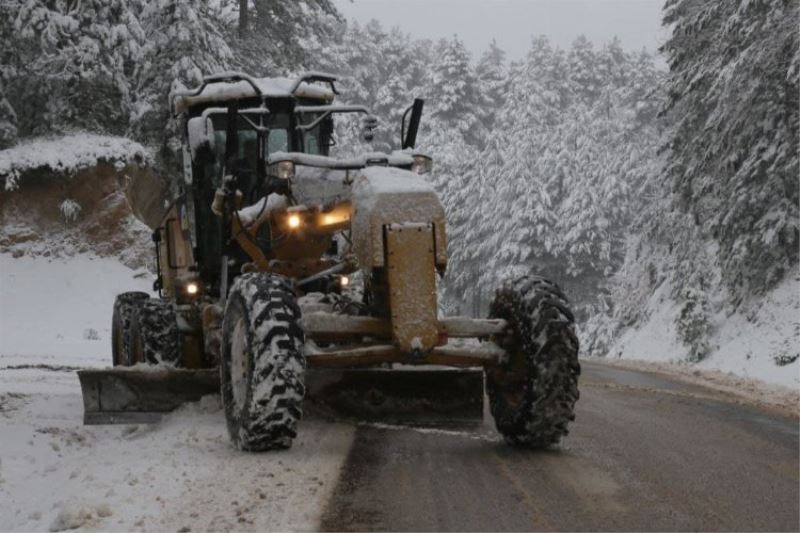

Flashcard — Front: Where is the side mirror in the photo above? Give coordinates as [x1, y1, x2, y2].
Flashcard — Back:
[401, 99, 424, 149]
[187, 117, 216, 160]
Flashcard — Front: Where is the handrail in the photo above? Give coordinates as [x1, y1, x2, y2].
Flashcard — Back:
[170, 72, 264, 116]
[295, 105, 372, 132]
[289, 71, 339, 95]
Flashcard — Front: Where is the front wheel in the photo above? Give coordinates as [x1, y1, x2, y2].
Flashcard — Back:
[111, 292, 149, 366]
[487, 275, 580, 448]
[129, 299, 181, 366]
[221, 273, 306, 451]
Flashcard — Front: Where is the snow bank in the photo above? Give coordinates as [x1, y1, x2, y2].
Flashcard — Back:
[0, 253, 153, 367]
[0, 133, 151, 191]
[609, 269, 800, 388]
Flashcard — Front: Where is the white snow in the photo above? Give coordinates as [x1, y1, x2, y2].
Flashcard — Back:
[0, 253, 154, 368]
[0, 253, 355, 530]
[357, 165, 434, 196]
[0, 133, 151, 191]
[608, 269, 800, 388]
[268, 150, 414, 169]
[0, 376, 355, 532]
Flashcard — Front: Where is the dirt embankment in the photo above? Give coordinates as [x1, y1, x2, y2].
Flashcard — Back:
[0, 163, 165, 269]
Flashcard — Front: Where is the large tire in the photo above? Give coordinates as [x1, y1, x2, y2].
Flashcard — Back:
[487, 275, 580, 448]
[111, 292, 149, 366]
[129, 299, 181, 366]
[220, 273, 305, 451]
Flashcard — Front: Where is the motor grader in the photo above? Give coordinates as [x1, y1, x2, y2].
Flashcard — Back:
[78, 71, 580, 450]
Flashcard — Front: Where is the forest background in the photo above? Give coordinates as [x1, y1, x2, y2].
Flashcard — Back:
[0, 0, 797, 366]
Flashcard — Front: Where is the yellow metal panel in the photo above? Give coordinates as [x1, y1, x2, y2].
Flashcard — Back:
[385, 223, 438, 353]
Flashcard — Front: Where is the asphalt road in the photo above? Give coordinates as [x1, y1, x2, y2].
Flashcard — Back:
[319, 361, 799, 532]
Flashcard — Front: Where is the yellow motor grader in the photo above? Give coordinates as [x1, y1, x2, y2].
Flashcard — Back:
[78, 72, 580, 450]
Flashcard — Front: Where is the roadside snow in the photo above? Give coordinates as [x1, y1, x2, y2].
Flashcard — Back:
[0, 133, 150, 191]
[0, 368, 355, 532]
[0, 253, 153, 368]
[608, 269, 800, 388]
[0, 253, 357, 531]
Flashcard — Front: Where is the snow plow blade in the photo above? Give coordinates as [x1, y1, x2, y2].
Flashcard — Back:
[78, 368, 219, 424]
[78, 367, 484, 426]
[304, 368, 485, 427]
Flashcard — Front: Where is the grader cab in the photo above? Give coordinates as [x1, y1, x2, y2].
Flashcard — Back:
[78, 72, 580, 450]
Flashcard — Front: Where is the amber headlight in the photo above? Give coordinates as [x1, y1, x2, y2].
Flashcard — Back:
[287, 213, 302, 229]
[269, 160, 295, 180]
[411, 154, 433, 175]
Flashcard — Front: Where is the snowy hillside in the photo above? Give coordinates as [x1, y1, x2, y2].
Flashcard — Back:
[609, 269, 800, 388]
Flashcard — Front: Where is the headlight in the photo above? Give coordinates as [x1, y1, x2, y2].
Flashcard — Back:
[287, 213, 302, 229]
[269, 160, 295, 180]
[411, 154, 433, 175]
[184, 281, 200, 296]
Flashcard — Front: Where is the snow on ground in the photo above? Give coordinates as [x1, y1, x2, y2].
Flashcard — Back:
[0, 368, 355, 532]
[608, 269, 800, 389]
[0, 253, 153, 368]
[0, 133, 151, 191]
[0, 252, 355, 531]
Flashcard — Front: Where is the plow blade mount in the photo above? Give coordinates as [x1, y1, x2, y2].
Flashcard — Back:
[78, 368, 220, 424]
[78, 367, 485, 427]
[305, 368, 485, 427]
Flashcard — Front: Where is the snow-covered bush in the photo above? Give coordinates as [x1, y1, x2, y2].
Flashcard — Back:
[60, 199, 81, 224]
[675, 288, 712, 363]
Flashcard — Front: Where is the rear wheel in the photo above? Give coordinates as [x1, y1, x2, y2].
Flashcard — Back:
[129, 299, 181, 366]
[111, 292, 149, 366]
[487, 275, 580, 448]
[221, 273, 305, 451]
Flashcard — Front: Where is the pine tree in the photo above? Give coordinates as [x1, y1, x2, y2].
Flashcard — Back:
[568, 35, 602, 104]
[660, 0, 799, 303]
[476, 39, 508, 136]
[424, 36, 486, 148]
[0, 78, 17, 149]
[227, 0, 340, 76]
[131, 0, 232, 165]
[9, 0, 146, 135]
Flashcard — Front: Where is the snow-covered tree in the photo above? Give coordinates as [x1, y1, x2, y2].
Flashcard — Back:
[476, 39, 509, 136]
[130, 0, 232, 165]
[9, 0, 146, 135]
[568, 35, 602, 104]
[424, 36, 486, 148]
[0, 79, 17, 149]
[441, 36, 663, 320]
[660, 0, 799, 303]
[223, 0, 340, 76]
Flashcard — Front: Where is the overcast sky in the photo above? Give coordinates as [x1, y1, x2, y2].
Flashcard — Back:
[332, 0, 668, 62]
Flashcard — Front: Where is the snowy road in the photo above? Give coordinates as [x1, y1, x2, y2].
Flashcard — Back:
[1, 361, 797, 532]
[320, 361, 799, 532]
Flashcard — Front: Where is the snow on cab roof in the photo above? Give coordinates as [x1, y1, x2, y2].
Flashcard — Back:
[173, 71, 336, 114]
